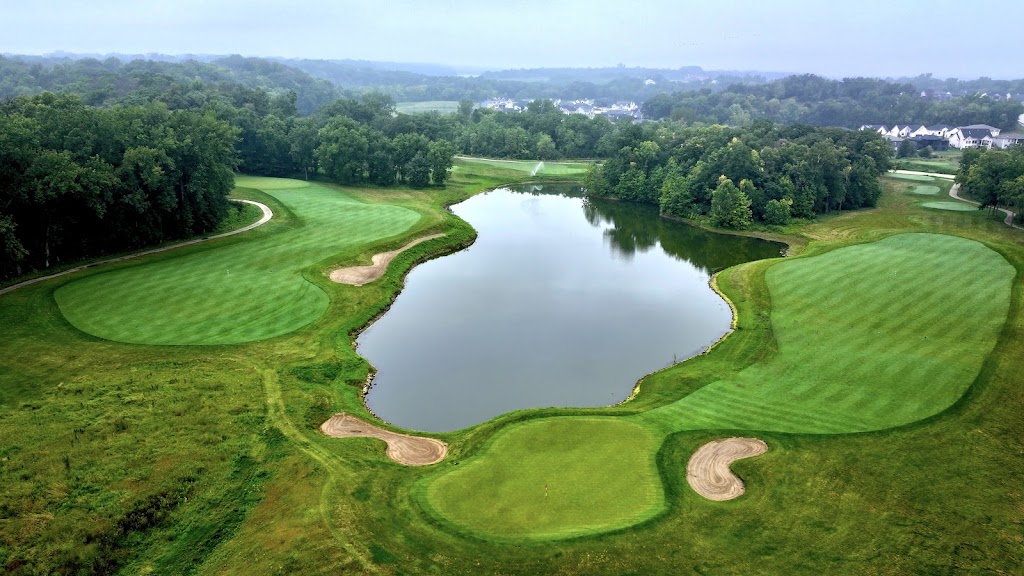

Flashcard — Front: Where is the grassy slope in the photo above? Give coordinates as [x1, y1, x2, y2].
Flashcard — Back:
[3, 168, 1024, 574]
[53, 178, 420, 345]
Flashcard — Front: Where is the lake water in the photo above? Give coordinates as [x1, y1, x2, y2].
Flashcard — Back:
[359, 184, 784, 432]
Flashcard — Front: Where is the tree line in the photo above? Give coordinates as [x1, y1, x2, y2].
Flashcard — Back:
[583, 122, 893, 228]
[642, 74, 1024, 130]
[0, 93, 236, 279]
[957, 146, 1024, 221]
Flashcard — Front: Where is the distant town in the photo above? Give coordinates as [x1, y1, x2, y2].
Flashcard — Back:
[479, 97, 643, 120]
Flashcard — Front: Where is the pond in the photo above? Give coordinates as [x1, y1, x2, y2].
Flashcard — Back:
[358, 184, 784, 432]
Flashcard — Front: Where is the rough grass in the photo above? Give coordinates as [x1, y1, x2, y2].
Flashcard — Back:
[419, 418, 663, 541]
[53, 177, 420, 345]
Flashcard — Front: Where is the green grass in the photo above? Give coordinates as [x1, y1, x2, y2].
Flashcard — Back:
[419, 418, 663, 540]
[395, 101, 461, 114]
[894, 158, 960, 175]
[53, 177, 421, 345]
[643, 233, 1013, 433]
[910, 185, 941, 195]
[920, 201, 979, 212]
[5, 167, 1024, 574]
[453, 156, 594, 178]
[889, 173, 937, 182]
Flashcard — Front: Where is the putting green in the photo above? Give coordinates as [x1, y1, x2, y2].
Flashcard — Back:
[54, 177, 420, 345]
[910, 185, 941, 195]
[423, 233, 1014, 539]
[920, 201, 978, 212]
[419, 418, 663, 540]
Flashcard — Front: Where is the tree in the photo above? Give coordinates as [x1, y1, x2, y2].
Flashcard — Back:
[896, 139, 916, 158]
[406, 152, 432, 189]
[315, 117, 369, 184]
[426, 140, 457, 186]
[709, 176, 752, 229]
[763, 198, 792, 225]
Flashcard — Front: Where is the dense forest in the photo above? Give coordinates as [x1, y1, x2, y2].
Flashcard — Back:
[642, 74, 1024, 129]
[584, 122, 893, 227]
[957, 146, 1024, 221]
[0, 94, 236, 279]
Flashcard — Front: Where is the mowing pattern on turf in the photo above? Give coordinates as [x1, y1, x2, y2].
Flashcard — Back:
[55, 177, 420, 345]
[421, 417, 663, 540]
[910, 185, 941, 195]
[920, 201, 979, 212]
[643, 233, 1014, 434]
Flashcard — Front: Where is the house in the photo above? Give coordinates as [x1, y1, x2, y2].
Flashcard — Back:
[888, 124, 925, 138]
[961, 124, 1001, 136]
[860, 125, 889, 136]
[913, 124, 953, 138]
[986, 132, 1024, 149]
[948, 126, 996, 149]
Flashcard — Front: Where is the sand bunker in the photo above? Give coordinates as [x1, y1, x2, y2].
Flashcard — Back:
[329, 234, 445, 286]
[320, 413, 447, 466]
[686, 437, 768, 501]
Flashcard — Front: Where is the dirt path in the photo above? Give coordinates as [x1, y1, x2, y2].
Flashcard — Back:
[320, 413, 447, 466]
[329, 234, 445, 286]
[948, 183, 1020, 228]
[686, 437, 768, 501]
[0, 199, 273, 298]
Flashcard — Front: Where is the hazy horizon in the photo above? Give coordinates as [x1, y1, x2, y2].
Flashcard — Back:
[2, 0, 1022, 80]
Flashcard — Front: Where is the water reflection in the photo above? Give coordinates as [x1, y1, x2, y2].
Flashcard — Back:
[514, 183, 784, 272]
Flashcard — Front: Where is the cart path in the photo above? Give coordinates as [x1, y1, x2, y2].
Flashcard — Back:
[948, 183, 1019, 228]
[0, 199, 273, 297]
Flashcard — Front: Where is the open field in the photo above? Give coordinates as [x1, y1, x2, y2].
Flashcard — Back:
[3, 165, 1024, 574]
[395, 101, 461, 114]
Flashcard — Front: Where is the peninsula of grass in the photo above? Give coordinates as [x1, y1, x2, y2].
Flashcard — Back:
[53, 176, 421, 345]
[4, 168, 1024, 574]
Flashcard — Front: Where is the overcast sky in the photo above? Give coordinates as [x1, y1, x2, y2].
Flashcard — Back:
[2, 0, 1021, 78]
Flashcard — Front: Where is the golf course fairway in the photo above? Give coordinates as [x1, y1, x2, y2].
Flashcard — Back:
[421, 233, 1015, 539]
[53, 176, 421, 345]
